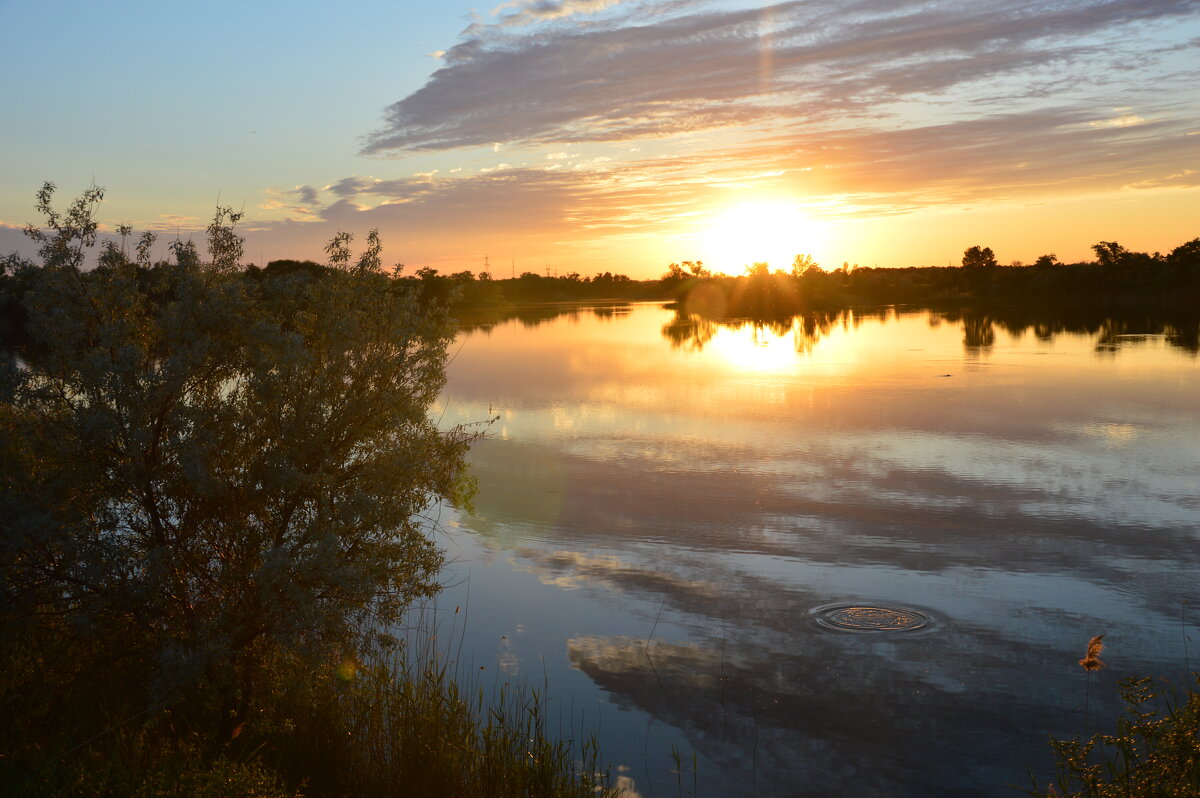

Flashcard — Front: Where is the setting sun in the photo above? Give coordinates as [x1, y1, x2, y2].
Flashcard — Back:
[699, 201, 828, 274]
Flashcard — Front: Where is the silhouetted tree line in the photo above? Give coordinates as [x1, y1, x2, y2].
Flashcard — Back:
[4, 234, 1198, 347]
[662, 238, 1200, 319]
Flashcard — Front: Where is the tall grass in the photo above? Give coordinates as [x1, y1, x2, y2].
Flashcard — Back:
[261, 644, 616, 798]
[1, 639, 616, 798]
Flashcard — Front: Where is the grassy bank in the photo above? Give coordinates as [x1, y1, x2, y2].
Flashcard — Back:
[1, 641, 615, 798]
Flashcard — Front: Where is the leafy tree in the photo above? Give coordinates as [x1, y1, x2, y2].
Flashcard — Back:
[21, 181, 105, 270]
[323, 230, 354, 269]
[1167, 237, 1200, 267]
[1094, 240, 1128, 267]
[661, 262, 688, 281]
[661, 261, 709, 282]
[1, 184, 479, 738]
[206, 206, 245, 271]
[133, 230, 157, 266]
[961, 245, 998, 269]
[1034, 253, 1060, 268]
[1091, 241, 1129, 267]
[791, 253, 823, 277]
[356, 228, 383, 273]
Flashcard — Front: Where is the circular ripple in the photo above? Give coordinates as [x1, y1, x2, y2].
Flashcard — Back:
[811, 603, 931, 633]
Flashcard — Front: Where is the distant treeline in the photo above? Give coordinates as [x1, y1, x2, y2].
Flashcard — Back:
[262, 236, 1200, 319]
[3, 237, 1197, 345]
[248, 261, 659, 306]
[658, 239, 1200, 318]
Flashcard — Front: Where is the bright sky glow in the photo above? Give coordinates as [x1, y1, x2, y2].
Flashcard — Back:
[2, 0, 1198, 276]
[699, 202, 830, 274]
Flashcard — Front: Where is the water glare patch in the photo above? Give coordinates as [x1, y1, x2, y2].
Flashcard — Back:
[810, 603, 933, 633]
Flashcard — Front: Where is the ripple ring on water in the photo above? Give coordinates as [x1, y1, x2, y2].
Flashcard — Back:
[810, 603, 932, 633]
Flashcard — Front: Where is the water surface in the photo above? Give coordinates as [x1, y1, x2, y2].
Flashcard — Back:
[427, 303, 1200, 797]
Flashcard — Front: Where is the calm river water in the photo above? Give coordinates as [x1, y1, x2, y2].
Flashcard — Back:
[426, 302, 1199, 797]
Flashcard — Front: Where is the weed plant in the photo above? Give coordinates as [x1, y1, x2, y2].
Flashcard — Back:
[1028, 676, 1200, 797]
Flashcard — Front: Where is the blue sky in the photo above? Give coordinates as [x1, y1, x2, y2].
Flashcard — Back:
[3, 0, 1198, 275]
[1, 1, 466, 215]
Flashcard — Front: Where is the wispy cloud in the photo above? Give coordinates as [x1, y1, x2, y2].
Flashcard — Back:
[1126, 168, 1200, 190]
[487, 0, 629, 28]
[290, 101, 1196, 253]
[234, 1, 1200, 269]
[321, 0, 1200, 272]
[362, 0, 1200, 155]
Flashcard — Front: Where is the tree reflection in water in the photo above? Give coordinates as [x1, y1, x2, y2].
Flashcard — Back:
[658, 305, 1200, 357]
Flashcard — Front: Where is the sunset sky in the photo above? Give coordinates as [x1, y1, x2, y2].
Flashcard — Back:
[2, 0, 1198, 277]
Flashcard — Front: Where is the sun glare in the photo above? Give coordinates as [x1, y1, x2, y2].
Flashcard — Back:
[700, 201, 827, 275]
[707, 325, 797, 374]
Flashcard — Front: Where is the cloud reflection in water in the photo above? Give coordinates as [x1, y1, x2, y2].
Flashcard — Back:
[436, 303, 1200, 796]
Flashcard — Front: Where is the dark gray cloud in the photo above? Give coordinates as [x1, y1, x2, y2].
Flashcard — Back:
[362, 0, 1200, 154]
[295, 185, 319, 205]
[325, 177, 372, 198]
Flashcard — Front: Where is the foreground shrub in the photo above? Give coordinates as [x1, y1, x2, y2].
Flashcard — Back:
[1, 183, 478, 741]
[1, 183, 607, 798]
[1029, 676, 1200, 797]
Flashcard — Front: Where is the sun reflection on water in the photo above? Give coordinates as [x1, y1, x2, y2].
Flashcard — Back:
[700, 318, 857, 376]
[706, 325, 797, 374]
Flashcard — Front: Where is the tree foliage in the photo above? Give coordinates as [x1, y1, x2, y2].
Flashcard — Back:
[962, 245, 998, 270]
[1, 184, 479, 739]
[791, 253, 823, 277]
